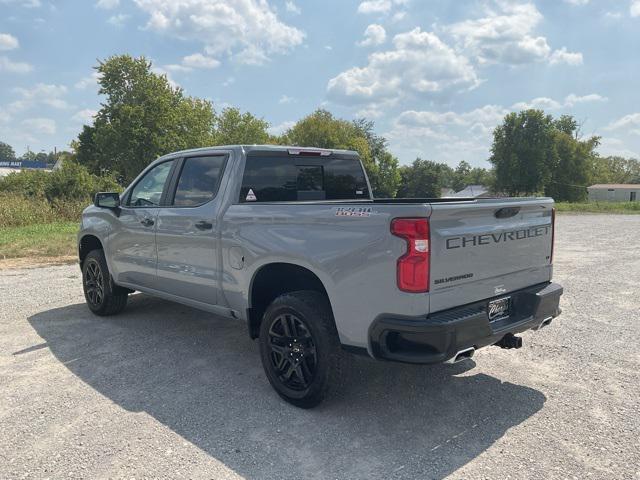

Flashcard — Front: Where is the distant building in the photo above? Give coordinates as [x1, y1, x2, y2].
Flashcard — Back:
[440, 187, 455, 198]
[0, 160, 51, 177]
[587, 184, 639, 202]
[450, 184, 490, 198]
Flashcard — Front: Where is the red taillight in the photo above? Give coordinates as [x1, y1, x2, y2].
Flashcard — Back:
[550, 207, 556, 263]
[391, 218, 430, 293]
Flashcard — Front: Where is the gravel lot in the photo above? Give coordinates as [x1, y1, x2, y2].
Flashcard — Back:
[1, 214, 639, 479]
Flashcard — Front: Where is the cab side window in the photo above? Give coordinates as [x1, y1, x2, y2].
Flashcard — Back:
[127, 160, 174, 207]
[172, 156, 226, 207]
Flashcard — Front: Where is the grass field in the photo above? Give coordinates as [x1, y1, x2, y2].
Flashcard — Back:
[555, 201, 640, 214]
[0, 222, 78, 260]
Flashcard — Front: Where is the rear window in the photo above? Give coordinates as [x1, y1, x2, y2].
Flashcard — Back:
[172, 155, 225, 206]
[239, 154, 369, 203]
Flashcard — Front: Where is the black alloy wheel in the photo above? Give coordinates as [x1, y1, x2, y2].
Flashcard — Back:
[82, 249, 128, 316]
[267, 313, 318, 391]
[258, 290, 352, 408]
[84, 258, 105, 308]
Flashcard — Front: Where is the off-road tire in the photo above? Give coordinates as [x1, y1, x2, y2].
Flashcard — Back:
[259, 290, 351, 408]
[82, 249, 128, 316]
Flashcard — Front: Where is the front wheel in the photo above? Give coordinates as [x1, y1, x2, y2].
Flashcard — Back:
[259, 290, 351, 408]
[82, 249, 128, 316]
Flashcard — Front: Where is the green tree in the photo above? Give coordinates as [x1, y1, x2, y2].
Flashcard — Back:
[213, 107, 271, 145]
[490, 110, 557, 195]
[374, 151, 401, 198]
[545, 126, 599, 202]
[396, 158, 449, 198]
[0, 141, 16, 163]
[19, 150, 37, 162]
[591, 156, 640, 184]
[283, 109, 375, 180]
[490, 110, 603, 200]
[76, 55, 216, 183]
[283, 110, 401, 197]
[452, 160, 472, 191]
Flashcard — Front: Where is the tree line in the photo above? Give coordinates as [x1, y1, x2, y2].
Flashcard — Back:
[0, 142, 62, 166]
[3, 54, 639, 201]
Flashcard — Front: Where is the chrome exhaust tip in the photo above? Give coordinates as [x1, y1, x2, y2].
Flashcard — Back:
[445, 347, 475, 364]
[534, 316, 553, 331]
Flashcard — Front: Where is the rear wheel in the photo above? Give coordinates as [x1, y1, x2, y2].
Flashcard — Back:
[82, 249, 128, 316]
[259, 290, 351, 408]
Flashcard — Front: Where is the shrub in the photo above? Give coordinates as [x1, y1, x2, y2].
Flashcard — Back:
[0, 169, 49, 198]
[0, 162, 121, 228]
[0, 193, 87, 227]
[44, 162, 120, 202]
[0, 162, 121, 203]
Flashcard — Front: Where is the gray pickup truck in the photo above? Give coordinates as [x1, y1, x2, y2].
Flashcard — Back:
[78, 145, 562, 407]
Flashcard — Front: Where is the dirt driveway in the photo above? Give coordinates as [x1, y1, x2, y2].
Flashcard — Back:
[1, 214, 638, 479]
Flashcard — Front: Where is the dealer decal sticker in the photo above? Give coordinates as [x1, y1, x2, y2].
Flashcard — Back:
[245, 189, 257, 201]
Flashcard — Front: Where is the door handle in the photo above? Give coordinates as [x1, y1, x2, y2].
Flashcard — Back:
[195, 220, 213, 230]
[140, 217, 154, 227]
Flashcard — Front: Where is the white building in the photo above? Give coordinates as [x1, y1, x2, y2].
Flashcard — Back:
[587, 184, 639, 202]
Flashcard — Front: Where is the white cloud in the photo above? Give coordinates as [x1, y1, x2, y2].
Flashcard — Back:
[386, 104, 511, 165]
[391, 10, 406, 22]
[285, 1, 300, 14]
[182, 53, 220, 69]
[631, 0, 640, 17]
[107, 13, 130, 26]
[328, 28, 480, 105]
[511, 97, 562, 110]
[357, 0, 407, 14]
[163, 64, 192, 73]
[397, 105, 508, 130]
[355, 107, 383, 119]
[564, 0, 588, 5]
[549, 47, 583, 66]
[387, 94, 614, 165]
[72, 109, 97, 124]
[0, 0, 41, 7]
[0, 56, 32, 73]
[96, 0, 119, 9]
[75, 72, 100, 90]
[150, 65, 179, 88]
[564, 93, 607, 106]
[278, 94, 294, 104]
[0, 33, 19, 51]
[606, 113, 640, 131]
[10, 83, 70, 111]
[512, 93, 606, 110]
[599, 137, 639, 159]
[358, 24, 386, 47]
[447, 2, 582, 67]
[21, 117, 56, 135]
[268, 120, 295, 136]
[133, 0, 305, 65]
[604, 11, 622, 20]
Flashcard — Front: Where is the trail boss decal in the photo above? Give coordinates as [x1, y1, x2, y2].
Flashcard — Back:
[334, 206, 373, 217]
[446, 225, 551, 250]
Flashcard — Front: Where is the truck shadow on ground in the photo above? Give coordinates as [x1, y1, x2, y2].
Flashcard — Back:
[28, 294, 546, 480]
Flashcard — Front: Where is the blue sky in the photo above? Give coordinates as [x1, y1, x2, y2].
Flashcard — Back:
[1, 0, 640, 167]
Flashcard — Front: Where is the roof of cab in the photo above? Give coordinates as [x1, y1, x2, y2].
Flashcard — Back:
[159, 144, 360, 159]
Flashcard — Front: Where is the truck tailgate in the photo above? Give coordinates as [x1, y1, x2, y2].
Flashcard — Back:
[428, 198, 554, 312]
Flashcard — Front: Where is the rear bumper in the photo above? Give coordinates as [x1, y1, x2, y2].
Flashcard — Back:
[369, 282, 563, 364]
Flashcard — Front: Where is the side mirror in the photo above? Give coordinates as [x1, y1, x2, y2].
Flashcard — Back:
[94, 192, 121, 209]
